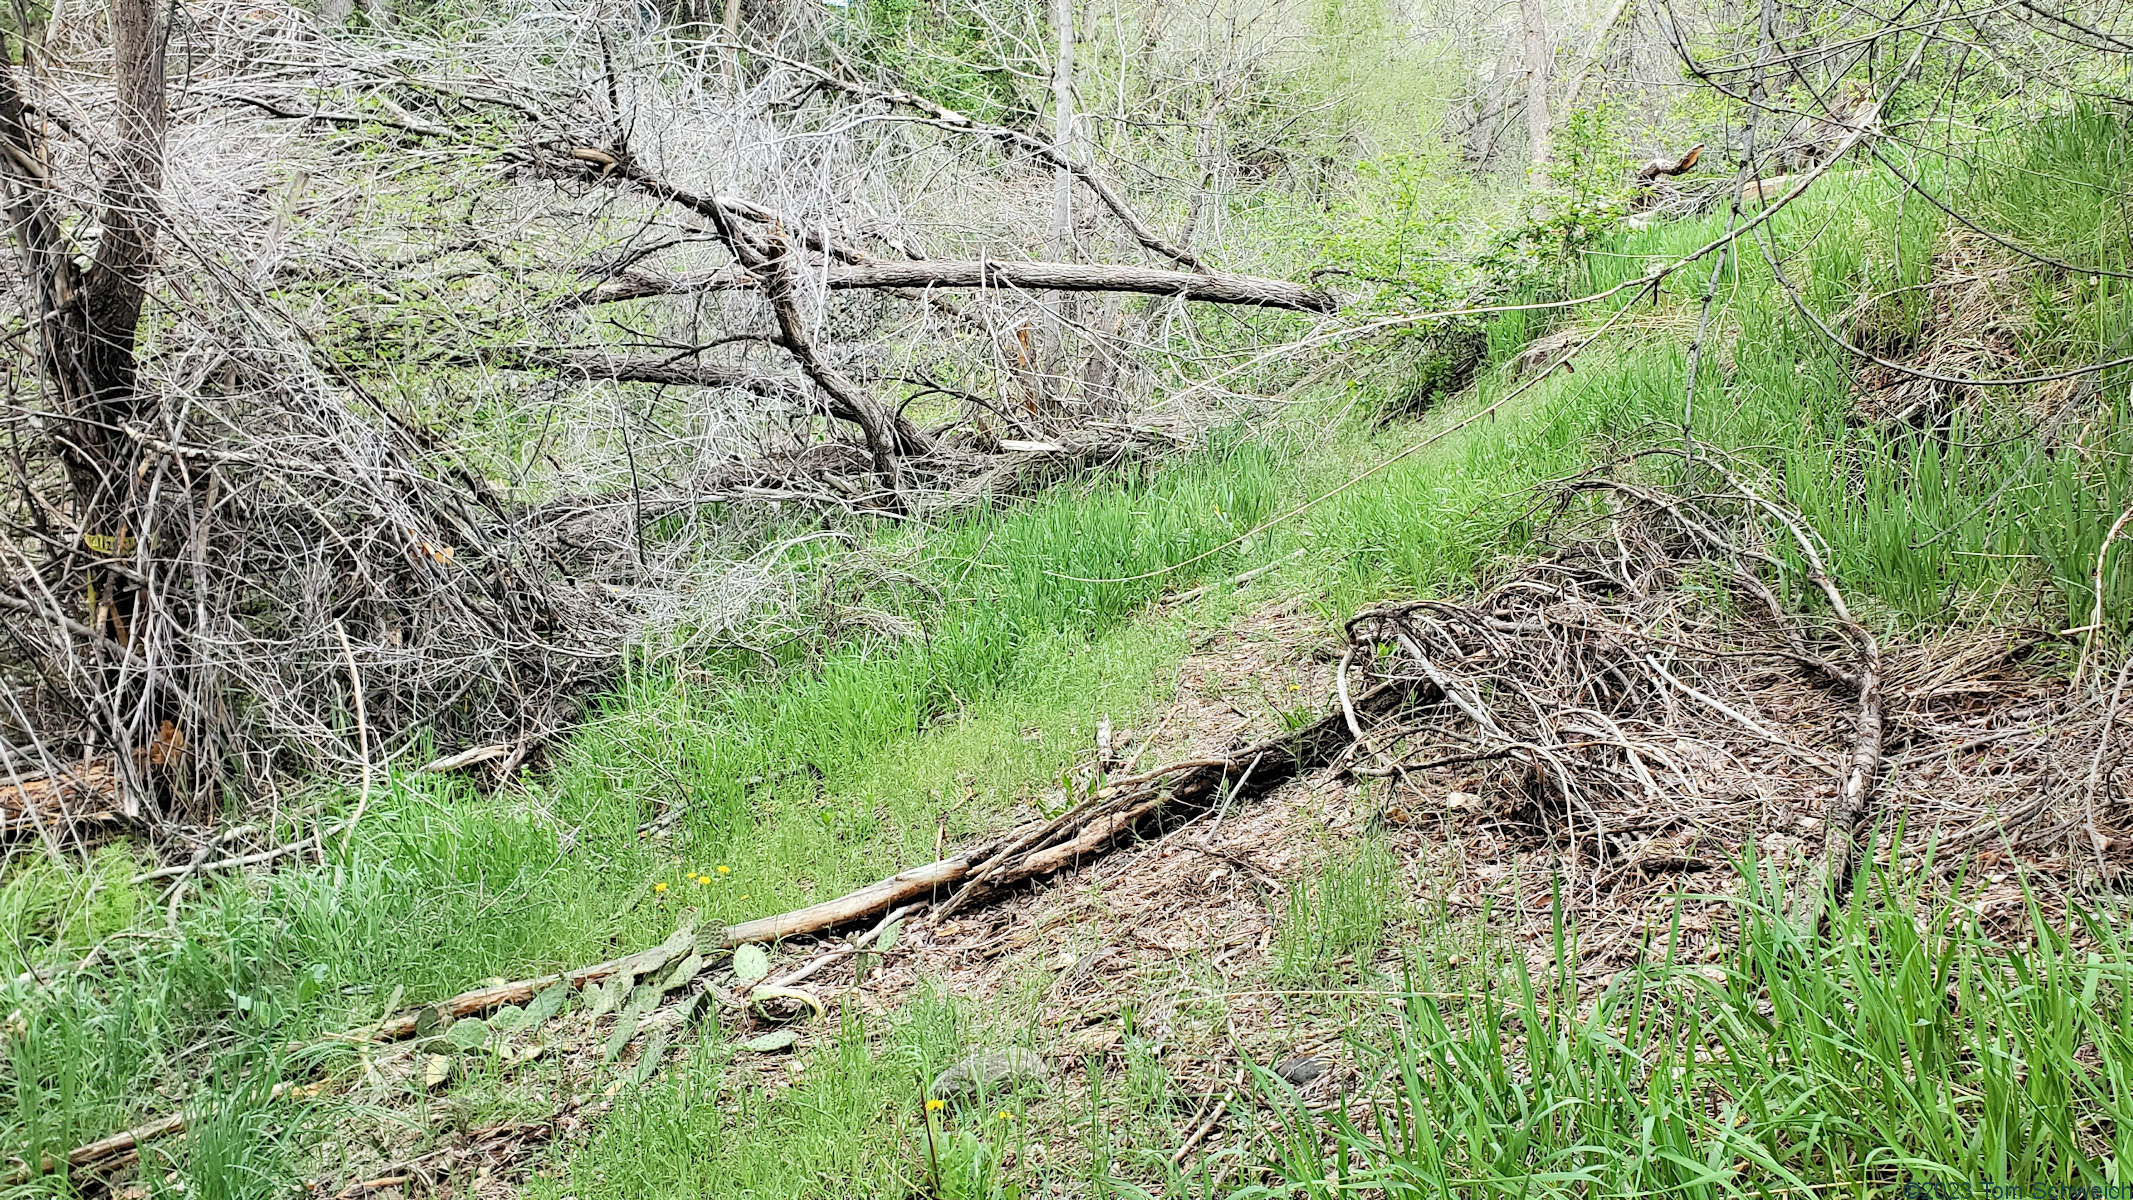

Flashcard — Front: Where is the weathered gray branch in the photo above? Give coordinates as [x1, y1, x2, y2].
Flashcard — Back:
[483, 348, 931, 461]
[484, 348, 805, 396]
[573, 259, 1336, 313]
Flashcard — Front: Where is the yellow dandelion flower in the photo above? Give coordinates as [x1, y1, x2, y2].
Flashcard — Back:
[717, 865, 732, 875]
[996, 1110, 1014, 1122]
[653, 881, 668, 894]
[925, 1099, 946, 1112]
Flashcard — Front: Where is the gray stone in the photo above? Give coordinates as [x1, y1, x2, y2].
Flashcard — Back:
[930, 1048, 1048, 1100]
[1273, 1054, 1328, 1087]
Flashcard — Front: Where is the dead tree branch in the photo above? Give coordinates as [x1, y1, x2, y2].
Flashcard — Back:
[572, 260, 1335, 312]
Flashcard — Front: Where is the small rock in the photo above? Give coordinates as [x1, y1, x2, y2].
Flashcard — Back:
[930, 1048, 1048, 1100]
[1273, 1054, 1328, 1087]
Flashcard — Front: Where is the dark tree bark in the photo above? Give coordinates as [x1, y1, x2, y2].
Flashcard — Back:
[0, 1, 167, 529]
[0, 0, 171, 813]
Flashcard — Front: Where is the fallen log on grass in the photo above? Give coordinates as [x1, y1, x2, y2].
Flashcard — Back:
[26, 681, 1414, 1180]
[388, 678, 1409, 1023]
[1740, 168, 1863, 205]
[0, 1082, 319, 1185]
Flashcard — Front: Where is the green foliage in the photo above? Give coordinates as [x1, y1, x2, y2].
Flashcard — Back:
[839, 0, 1035, 124]
[1307, 105, 2133, 636]
[921, 1114, 1030, 1200]
[1275, 840, 1396, 982]
[0, 777, 661, 1191]
[161, 1072, 310, 1200]
[0, 446, 1272, 1191]
[1305, 151, 1508, 315]
[14, 96, 2133, 1200]
[543, 997, 1015, 1200]
[554, 444, 1284, 928]
[1237, 861, 2133, 1193]
[1303, 0, 1460, 160]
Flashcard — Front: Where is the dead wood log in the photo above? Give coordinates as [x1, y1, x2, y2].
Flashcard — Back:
[1740, 168, 1862, 204]
[725, 855, 980, 944]
[539, 146, 931, 491]
[1635, 143, 1704, 182]
[574, 261, 1336, 314]
[478, 348, 805, 400]
[0, 760, 122, 839]
[480, 349, 934, 466]
[2, 1081, 318, 1183]
[366, 680, 1409, 1036]
[367, 922, 705, 1041]
[1803, 577, 1884, 923]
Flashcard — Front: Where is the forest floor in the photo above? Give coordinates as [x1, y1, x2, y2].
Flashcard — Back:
[15, 126, 2133, 1198]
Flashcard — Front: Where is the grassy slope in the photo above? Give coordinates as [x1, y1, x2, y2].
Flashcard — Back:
[5, 112, 2133, 1197]
[545, 110, 2133, 1197]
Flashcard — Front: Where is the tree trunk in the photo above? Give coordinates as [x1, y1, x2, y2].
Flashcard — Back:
[723, 0, 741, 76]
[83, 0, 166, 447]
[0, 0, 171, 816]
[1046, 0, 1076, 265]
[1040, 0, 1079, 403]
[1520, 0, 1553, 186]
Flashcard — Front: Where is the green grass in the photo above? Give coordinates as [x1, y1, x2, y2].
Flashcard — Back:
[542, 992, 986, 1200]
[541, 109, 2133, 1196]
[1301, 105, 2133, 635]
[1238, 861, 2133, 1194]
[1275, 839, 1398, 984]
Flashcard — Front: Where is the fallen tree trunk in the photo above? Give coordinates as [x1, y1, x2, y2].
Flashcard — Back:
[1636, 143, 1704, 182]
[31, 681, 1415, 1179]
[374, 677, 1410, 1026]
[2, 1081, 317, 1184]
[480, 349, 933, 461]
[368, 923, 706, 1041]
[480, 348, 804, 397]
[390, 679, 1410, 1036]
[726, 856, 979, 945]
[574, 260, 1337, 314]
